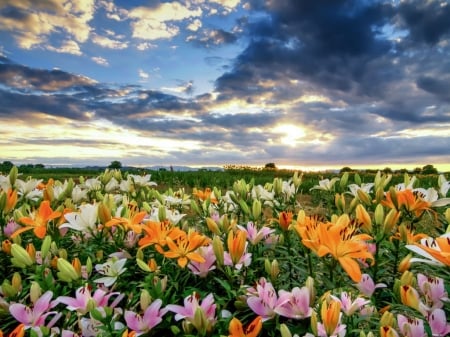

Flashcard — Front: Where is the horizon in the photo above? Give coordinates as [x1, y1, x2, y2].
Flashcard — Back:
[1, 1, 450, 169]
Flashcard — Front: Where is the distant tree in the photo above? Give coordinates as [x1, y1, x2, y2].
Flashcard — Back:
[0, 161, 14, 172]
[413, 167, 422, 174]
[108, 161, 122, 169]
[422, 164, 438, 175]
[383, 167, 392, 174]
[339, 166, 353, 173]
[264, 163, 277, 170]
[35, 163, 45, 169]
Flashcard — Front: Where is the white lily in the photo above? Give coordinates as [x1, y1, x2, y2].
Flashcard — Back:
[414, 187, 450, 207]
[346, 183, 374, 197]
[438, 174, 450, 197]
[94, 257, 127, 287]
[310, 177, 340, 191]
[60, 204, 98, 232]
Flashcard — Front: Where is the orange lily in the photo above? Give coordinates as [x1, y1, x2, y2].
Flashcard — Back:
[163, 230, 208, 268]
[138, 220, 184, 253]
[3, 188, 18, 213]
[303, 215, 373, 282]
[292, 212, 324, 254]
[193, 187, 218, 204]
[8, 324, 25, 337]
[229, 316, 262, 337]
[105, 209, 147, 234]
[12, 200, 62, 239]
[382, 189, 431, 217]
[227, 229, 247, 265]
[320, 299, 342, 337]
[407, 235, 450, 266]
[391, 224, 427, 244]
[278, 211, 293, 231]
[380, 326, 399, 337]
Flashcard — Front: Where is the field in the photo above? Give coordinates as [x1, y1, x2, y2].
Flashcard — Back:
[0, 166, 449, 337]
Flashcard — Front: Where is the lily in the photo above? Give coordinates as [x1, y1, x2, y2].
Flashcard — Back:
[237, 221, 274, 245]
[228, 316, 262, 337]
[331, 291, 370, 316]
[397, 314, 426, 337]
[310, 178, 340, 192]
[275, 286, 313, 319]
[12, 200, 62, 239]
[427, 308, 450, 337]
[9, 290, 61, 329]
[163, 229, 208, 268]
[417, 273, 448, 309]
[124, 299, 167, 335]
[317, 299, 346, 337]
[188, 244, 217, 277]
[94, 257, 127, 287]
[355, 273, 387, 297]
[60, 203, 99, 233]
[246, 278, 279, 321]
[406, 233, 450, 267]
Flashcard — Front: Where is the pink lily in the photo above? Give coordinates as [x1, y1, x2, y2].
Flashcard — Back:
[9, 290, 61, 329]
[397, 314, 426, 337]
[56, 284, 124, 315]
[237, 221, 275, 245]
[331, 291, 370, 316]
[223, 241, 252, 270]
[188, 245, 217, 277]
[124, 299, 167, 335]
[354, 273, 386, 297]
[166, 292, 217, 333]
[427, 308, 450, 337]
[417, 273, 448, 309]
[246, 277, 279, 321]
[274, 286, 312, 319]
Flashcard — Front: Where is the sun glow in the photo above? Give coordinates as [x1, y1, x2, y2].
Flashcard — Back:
[272, 124, 306, 146]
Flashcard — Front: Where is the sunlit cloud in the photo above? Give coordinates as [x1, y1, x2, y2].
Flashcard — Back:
[91, 56, 109, 66]
[47, 40, 82, 56]
[92, 33, 128, 49]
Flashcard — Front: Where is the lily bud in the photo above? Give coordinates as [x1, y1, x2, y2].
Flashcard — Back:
[26, 243, 36, 263]
[278, 211, 293, 231]
[252, 199, 262, 220]
[11, 243, 34, 268]
[293, 171, 302, 189]
[445, 208, 450, 228]
[140, 289, 152, 311]
[2, 239, 12, 255]
[388, 187, 398, 210]
[30, 282, 42, 304]
[280, 324, 293, 337]
[398, 254, 412, 273]
[335, 193, 345, 213]
[400, 270, 415, 286]
[136, 248, 144, 261]
[98, 203, 111, 225]
[355, 204, 372, 232]
[339, 172, 349, 190]
[41, 235, 52, 259]
[1, 280, 17, 298]
[265, 259, 279, 282]
[158, 205, 166, 222]
[374, 204, 384, 227]
[8, 165, 18, 187]
[57, 258, 80, 282]
[12, 272, 22, 292]
[206, 217, 221, 235]
[375, 186, 385, 204]
[238, 199, 250, 215]
[190, 199, 201, 216]
[354, 173, 362, 186]
[380, 311, 395, 327]
[357, 189, 372, 206]
[72, 258, 82, 277]
[305, 276, 316, 304]
[310, 311, 318, 336]
[400, 285, 420, 310]
[3, 189, 18, 213]
[212, 235, 224, 266]
[58, 248, 67, 260]
[85, 256, 93, 275]
[383, 209, 400, 235]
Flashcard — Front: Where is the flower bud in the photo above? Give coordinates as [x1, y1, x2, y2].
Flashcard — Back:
[383, 209, 400, 235]
[265, 259, 279, 282]
[57, 258, 80, 282]
[85, 256, 93, 275]
[379, 311, 395, 327]
[357, 189, 372, 206]
[26, 243, 36, 263]
[140, 289, 152, 311]
[41, 235, 52, 259]
[293, 171, 302, 189]
[2, 239, 12, 255]
[98, 203, 111, 225]
[399, 270, 414, 286]
[72, 258, 82, 277]
[375, 187, 385, 204]
[212, 235, 224, 266]
[11, 243, 34, 268]
[30, 281, 42, 304]
[400, 285, 420, 310]
[158, 205, 166, 222]
[398, 254, 412, 273]
[273, 177, 283, 196]
[12, 272, 22, 292]
[252, 199, 262, 220]
[374, 204, 384, 227]
[1, 280, 17, 297]
[206, 217, 221, 235]
[310, 311, 318, 336]
[238, 199, 250, 215]
[280, 323, 293, 337]
[58, 248, 67, 260]
[9, 165, 18, 187]
[356, 204, 372, 232]
[305, 276, 316, 304]
[279, 211, 293, 231]
[4, 189, 18, 213]
[335, 193, 345, 213]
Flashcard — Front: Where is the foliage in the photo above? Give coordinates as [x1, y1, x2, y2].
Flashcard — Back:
[0, 166, 449, 336]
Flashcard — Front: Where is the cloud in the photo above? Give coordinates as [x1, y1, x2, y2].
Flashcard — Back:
[128, 2, 202, 40]
[0, 0, 94, 50]
[187, 28, 237, 47]
[187, 18, 202, 32]
[47, 40, 82, 56]
[91, 56, 109, 66]
[91, 33, 128, 49]
[138, 69, 149, 80]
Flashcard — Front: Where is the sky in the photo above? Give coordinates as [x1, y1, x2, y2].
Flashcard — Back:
[1, 0, 450, 172]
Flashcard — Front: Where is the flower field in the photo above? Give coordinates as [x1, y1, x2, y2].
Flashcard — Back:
[0, 166, 449, 337]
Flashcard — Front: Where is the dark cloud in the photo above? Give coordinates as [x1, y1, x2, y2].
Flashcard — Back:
[188, 28, 238, 48]
[397, 0, 450, 45]
[416, 76, 450, 102]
